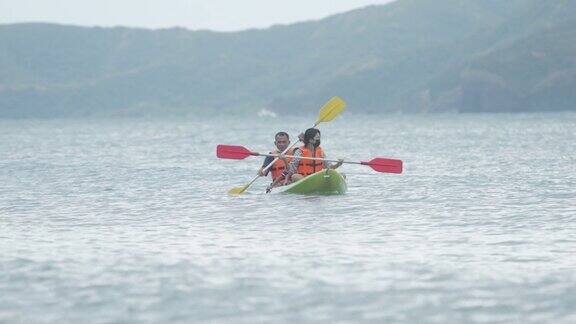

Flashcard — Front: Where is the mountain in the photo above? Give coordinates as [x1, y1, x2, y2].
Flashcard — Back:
[1, 0, 575, 118]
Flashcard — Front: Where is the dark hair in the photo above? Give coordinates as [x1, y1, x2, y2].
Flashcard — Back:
[303, 128, 320, 145]
[275, 132, 289, 140]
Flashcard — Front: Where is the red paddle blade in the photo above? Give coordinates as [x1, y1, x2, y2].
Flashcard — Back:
[216, 145, 254, 160]
[361, 158, 403, 173]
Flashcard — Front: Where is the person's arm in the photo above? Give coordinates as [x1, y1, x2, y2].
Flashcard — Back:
[324, 152, 343, 170]
[288, 149, 301, 174]
[281, 149, 301, 182]
[259, 156, 275, 176]
[330, 159, 344, 170]
[322, 152, 330, 169]
[265, 151, 299, 192]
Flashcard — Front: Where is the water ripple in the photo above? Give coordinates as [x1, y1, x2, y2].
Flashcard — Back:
[1, 113, 576, 322]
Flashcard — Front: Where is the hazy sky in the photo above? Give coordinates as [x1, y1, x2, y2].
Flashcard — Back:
[1, 0, 395, 31]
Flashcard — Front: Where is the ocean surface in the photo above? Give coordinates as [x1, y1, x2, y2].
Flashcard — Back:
[1, 112, 575, 323]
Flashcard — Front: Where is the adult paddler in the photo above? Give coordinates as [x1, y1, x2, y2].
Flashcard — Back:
[283, 128, 343, 184]
[258, 132, 294, 191]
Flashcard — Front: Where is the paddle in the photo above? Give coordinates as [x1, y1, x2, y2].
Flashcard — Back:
[217, 145, 403, 174]
[226, 96, 346, 195]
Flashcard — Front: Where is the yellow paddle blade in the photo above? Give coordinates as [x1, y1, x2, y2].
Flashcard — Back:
[228, 175, 260, 195]
[228, 185, 248, 195]
[315, 96, 346, 125]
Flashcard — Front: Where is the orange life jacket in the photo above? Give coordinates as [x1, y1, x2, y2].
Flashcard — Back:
[270, 148, 293, 181]
[297, 146, 324, 176]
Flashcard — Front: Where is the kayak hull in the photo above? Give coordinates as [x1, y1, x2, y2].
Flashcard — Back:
[278, 169, 347, 195]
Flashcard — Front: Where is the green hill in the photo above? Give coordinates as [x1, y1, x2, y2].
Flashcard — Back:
[0, 0, 575, 117]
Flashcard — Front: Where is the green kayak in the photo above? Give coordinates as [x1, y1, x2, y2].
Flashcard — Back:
[277, 169, 347, 195]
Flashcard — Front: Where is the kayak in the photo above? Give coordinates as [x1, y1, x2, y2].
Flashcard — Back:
[277, 169, 347, 195]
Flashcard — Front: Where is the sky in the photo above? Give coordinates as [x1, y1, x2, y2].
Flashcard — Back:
[0, 0, 396, 31]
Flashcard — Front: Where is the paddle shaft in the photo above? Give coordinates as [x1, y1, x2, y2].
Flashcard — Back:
[259, 152, 402, 174]
[218, 144, 402, 174]
[259, 153, 357, 165]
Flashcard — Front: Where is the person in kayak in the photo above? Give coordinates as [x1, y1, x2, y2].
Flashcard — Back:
[282, 128, 343, 184]
[258, 131, 293, 188]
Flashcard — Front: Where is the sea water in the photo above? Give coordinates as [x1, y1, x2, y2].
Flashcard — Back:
[1, 113, 575, 322]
